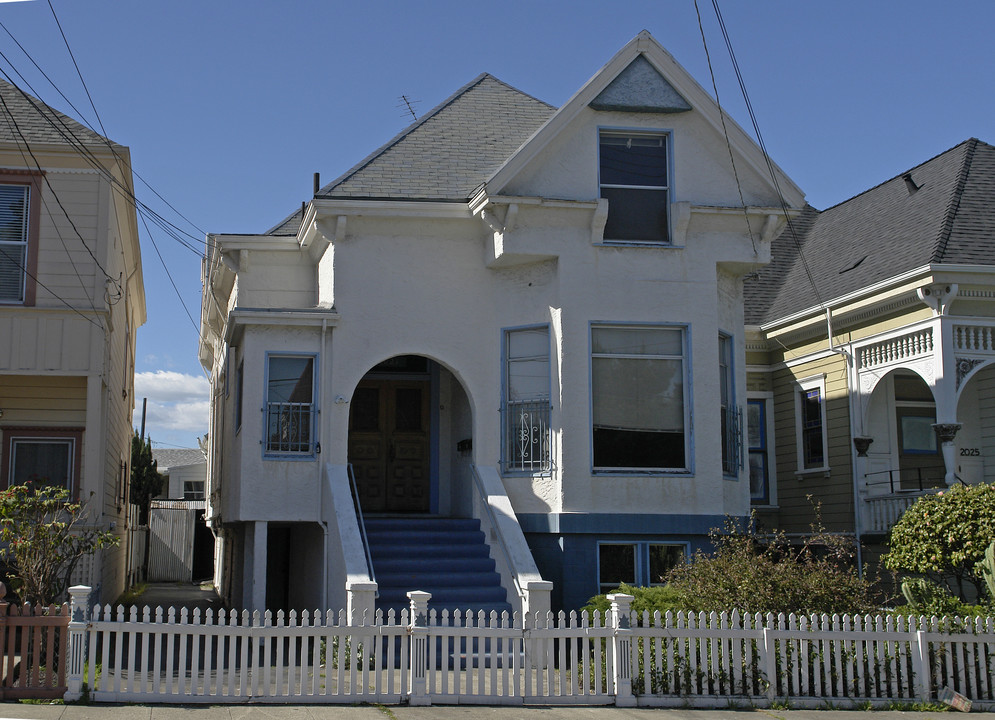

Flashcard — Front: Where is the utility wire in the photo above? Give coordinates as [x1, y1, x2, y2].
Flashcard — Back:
[709, 0, 825, 309]
[0, 17, 207, 242]
[693, 0, 758, 258]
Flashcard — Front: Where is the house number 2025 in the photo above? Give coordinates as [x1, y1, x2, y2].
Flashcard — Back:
[960, 448, 981, 456]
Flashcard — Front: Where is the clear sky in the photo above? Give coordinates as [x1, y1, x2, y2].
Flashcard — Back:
[1, 0, 992, 449]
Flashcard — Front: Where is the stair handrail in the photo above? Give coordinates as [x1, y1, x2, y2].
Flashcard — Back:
[347, 463, 377, 589]
[469, 464, 527, 605]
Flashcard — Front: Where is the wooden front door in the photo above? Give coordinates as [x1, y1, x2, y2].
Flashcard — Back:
[348, 379, 431, 512]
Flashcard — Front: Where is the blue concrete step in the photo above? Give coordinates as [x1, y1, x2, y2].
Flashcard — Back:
[364, 516, 511, 618]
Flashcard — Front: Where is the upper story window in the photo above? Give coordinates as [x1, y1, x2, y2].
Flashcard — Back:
[599, 131, 670, 243]
[502, 326, 551, 473]
[265, 355, 315, 456]
[0, 183, 30, 303]
[796, 376, 827, 472]
[748, 397, 773, 504]
[591, 324, 688, 472]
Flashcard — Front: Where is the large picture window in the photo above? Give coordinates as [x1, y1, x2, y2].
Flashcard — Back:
[591, 325, 688, 471]
[599, 131, 670, 243]
[2, 428, 82, 494]
[502, 326, 551, 473]
[265, 355, 315, 455]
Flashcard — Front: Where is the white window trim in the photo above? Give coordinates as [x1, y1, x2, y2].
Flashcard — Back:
[596, 540, 689, 593]
[748, 392, 777, 507]
[795, 375, 829, 476]
[501, 324, 552, 475]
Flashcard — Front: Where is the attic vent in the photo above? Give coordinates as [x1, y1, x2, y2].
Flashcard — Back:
[903, 173, 920, 195]
[590, 55, 692, 113]
[839, 255, 868, 274]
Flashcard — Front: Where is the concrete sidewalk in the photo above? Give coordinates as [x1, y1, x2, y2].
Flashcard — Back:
[0, 705, 991, 720]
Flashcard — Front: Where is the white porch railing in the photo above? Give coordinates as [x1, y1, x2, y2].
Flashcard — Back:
[953, 322, 995, 353]
[857, 328, 933, 370]
[863, 491, 940, 534]
[63, 587, 995, 708]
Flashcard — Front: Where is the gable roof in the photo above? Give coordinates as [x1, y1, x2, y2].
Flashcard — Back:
[152, 448, 206, 472]
[746, 138, 995, 325]
[266, 74, 556, 235]
[486, 30, 804, 206]
[0, 78, 113, 147]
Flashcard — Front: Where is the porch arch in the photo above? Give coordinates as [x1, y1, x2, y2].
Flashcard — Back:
[344, 354, 476, 517]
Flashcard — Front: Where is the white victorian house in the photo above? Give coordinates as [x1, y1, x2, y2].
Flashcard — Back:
[198, 32, 804, 615]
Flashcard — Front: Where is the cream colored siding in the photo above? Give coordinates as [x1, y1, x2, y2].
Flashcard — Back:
[0, 374, 87, 424]
[772, 352, 854, 534]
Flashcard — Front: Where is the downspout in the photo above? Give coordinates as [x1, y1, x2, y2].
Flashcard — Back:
[318, 317, 329, 610]
[826, 308, 864, 576]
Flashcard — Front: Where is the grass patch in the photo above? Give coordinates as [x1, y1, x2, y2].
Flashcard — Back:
[115, 582, 148, 606]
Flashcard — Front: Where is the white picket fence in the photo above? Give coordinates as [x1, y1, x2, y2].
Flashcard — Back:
[61, 587, 995, 708]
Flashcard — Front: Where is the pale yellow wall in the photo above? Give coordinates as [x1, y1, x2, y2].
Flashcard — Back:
[0, 374, 87, 424]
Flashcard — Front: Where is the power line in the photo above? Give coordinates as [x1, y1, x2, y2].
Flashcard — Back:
[708, 0, 824, 309]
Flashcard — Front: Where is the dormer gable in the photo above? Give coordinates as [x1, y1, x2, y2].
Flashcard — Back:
[485, 30, 804, 212]
[589, 55, 691, 114]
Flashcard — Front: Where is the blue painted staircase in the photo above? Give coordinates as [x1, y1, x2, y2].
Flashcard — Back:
[364, 517, 512, 618]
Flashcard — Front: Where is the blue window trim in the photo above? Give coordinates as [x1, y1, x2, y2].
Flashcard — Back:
[500, 322, 553, 476]
[262, 350, 319, 461]
[595, 125, 677, 248]
[588, 320, 694, 476]
[719, 330, 738, 479]
[596, 539, 691, 592]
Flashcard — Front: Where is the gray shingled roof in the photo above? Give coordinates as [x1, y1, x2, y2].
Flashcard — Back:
[746, 139, 995, 324]
[266, 74, 556, 235]
[0, 78, 112, 146]
[152, 448, 206, 471]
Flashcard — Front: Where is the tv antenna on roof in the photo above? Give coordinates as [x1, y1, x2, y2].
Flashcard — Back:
[397, 95, 420, 121]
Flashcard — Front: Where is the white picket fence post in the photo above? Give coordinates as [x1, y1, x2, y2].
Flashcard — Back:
[63, 585, 91, 702]
[407, 591, 431, 706]
[608, 592, 635, 707]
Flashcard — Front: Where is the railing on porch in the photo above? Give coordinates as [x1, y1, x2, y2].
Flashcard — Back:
[62, 587, 995, 708]
[857, 328, 933, 370]
[953, 322, 995, 353]
[0, 585, 70, 700]
[470, 465, 527, 608]
[346, 463, 376, 589]
[861, 466, 946, 534]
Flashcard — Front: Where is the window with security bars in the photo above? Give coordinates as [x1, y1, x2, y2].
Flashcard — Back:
[503, 326, 551, 472]
[0, 183, 29, 303]
[265, 355, 315, 455]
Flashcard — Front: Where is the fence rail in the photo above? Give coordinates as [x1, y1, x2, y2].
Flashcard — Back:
[62, 587, 995, 708]
[0, 591, 70, 700]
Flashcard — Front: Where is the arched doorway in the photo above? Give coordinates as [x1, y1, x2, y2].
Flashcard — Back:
[347, 355, 473, 515]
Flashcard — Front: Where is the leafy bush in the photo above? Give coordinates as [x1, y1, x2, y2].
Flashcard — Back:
[884, 483, 995, 602]
[0, 483, 119, 606]
[583, 583, 685, 621]
[663, 510, 880, 615]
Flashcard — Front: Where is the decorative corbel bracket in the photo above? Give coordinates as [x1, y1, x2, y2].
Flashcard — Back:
[916, 282, 958, 316]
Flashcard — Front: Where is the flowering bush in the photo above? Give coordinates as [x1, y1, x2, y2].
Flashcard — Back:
[0, 483, 119, 606]
[884, 483, 995, 602]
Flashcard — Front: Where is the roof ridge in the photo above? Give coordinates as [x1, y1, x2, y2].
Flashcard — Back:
[317, 73, 496, 197]
[818, 138, 977, 214]
[931, 138, 979, 263]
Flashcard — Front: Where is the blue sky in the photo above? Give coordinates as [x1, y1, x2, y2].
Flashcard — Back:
[1, 0, 992, 448]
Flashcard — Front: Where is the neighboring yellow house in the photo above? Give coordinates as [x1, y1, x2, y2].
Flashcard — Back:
[0, 79, 145, 602]
[746, 138, 995, 571]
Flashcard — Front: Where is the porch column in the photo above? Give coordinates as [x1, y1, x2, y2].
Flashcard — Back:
[243, 521, 267, 612]
[933, 423, 962, 486]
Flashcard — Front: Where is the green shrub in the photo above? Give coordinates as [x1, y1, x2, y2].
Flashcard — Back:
[663, 509, 880, 615]
[583, 583, 686, 622]
[884, 483, 995, 602]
